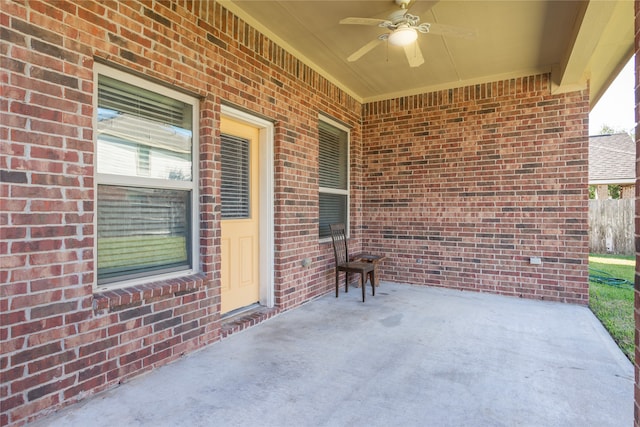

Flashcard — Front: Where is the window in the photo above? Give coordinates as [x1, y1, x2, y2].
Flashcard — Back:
[95, 65, 198, 286]
[221, 133, 250, 219]
[318, 117, 349, 239]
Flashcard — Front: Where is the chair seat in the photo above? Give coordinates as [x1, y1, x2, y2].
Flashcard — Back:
[337, 261, 375, 274]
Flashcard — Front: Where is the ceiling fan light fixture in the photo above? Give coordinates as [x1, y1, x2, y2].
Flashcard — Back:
[388, 26, 418, 46]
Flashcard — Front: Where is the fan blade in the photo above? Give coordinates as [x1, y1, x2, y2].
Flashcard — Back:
[340, 17, 387, 26]
[427, 22, 476, 39]
[407, 1, 439, 15]
[403, 43, 424, 67]
[347, 38, 384, 62]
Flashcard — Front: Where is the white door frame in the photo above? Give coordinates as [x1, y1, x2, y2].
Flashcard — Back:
[220, 105, 274, 308]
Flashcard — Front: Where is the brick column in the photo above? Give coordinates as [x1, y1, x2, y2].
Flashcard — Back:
[634, 1, 640, 426]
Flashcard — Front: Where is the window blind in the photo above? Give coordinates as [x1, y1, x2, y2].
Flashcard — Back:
[221, 133, 250, 219]
[98, 75, 190, 127]
[97, 75, 193, 180]
[319, 193, 347, 239]
[319, 121, 348, 190]
[97, 185, 191, 283]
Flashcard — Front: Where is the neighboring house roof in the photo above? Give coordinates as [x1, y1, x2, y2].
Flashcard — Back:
[589, 133, 635, 185]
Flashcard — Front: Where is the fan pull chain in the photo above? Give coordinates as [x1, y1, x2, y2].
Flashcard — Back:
[385, 39, 389, 63]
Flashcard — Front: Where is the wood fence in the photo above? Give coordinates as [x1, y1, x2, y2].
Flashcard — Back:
[588, 199, 635, 255]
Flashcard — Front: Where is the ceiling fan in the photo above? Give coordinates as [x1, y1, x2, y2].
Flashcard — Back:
[340, 0, 476, 67]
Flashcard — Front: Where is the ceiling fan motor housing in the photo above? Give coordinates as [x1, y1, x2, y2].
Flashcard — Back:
[381, 9, 421, 30]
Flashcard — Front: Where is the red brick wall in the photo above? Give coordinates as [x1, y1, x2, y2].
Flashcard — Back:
[1, 1, 360, 425]
[1, 0, 592, 425]
[362, 75, 590, 303]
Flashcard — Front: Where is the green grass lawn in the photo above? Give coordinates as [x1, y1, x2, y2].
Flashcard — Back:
[98, 235, 187, 269]
[588, 253, 635, 361]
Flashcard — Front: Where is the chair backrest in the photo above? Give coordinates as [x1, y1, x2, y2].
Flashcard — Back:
[329, 223, 349, 266]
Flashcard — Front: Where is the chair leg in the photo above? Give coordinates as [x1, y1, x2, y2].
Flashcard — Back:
[361, 274, 365, 302]
[335, 271, 339, 298]
[370, 270, 376, 297]
[345, 272, 349, 293]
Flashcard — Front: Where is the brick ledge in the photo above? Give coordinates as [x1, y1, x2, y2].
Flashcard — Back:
[220, 306, 280, 338]
[93, 274, 207, 313]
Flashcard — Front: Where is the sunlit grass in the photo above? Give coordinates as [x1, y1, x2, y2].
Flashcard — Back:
[590, 253, 635, 267]
[588, 254, 635, 361]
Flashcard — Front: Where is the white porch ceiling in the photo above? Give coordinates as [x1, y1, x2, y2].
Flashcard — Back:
[221, 0, 634, 106]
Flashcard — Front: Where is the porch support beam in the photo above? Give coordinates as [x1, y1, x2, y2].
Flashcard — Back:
[552, 0, 615, 95]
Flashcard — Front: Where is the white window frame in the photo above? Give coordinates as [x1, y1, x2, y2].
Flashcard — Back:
[93, 63, 199, 290]
[318, 114, 350, 241]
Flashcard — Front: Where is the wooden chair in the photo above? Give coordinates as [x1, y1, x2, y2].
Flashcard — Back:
[329, 223, 376, 302]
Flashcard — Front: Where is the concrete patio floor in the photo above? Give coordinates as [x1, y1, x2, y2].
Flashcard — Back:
[33, 282, 633, 427]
